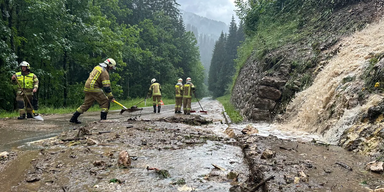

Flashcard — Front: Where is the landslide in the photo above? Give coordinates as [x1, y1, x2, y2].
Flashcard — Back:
[232, 0, 384, 154]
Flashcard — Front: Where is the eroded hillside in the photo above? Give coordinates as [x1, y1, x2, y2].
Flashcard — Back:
[232, 0, 384, 154]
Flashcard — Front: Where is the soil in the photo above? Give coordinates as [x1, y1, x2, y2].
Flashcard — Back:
[0, 99, 383, 192]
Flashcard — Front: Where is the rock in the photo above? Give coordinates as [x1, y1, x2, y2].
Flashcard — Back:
[294, 177, 300, 184]
[26, 174, 41, 182]
[284, 174, 295, 184]
[227, 171, 239, 180]
[258, 86, 282, 100]
[93, 160, 106, 167]
[0, 151, 9, 160]
[298, 171, 308, 182]
[259, 76, 286, 88]
[87, 138, 98, 146]
[366, 161, 384, 173]
[241, 124, 259, 135]
[118, 150, 131, 168]
[261, 149, 276, 159]
[225, 128, 236, 138]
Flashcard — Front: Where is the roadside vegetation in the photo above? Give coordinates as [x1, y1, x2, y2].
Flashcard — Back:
[0, 98, 176, 118]
[216, 95, 243, 123]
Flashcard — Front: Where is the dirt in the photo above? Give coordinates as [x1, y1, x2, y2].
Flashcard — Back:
[0, 99, 383, 192]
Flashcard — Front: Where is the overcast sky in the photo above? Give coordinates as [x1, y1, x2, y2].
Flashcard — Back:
[176, 0, 239, 25]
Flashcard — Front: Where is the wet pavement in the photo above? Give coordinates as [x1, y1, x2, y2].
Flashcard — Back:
[0, 98, 383, 191]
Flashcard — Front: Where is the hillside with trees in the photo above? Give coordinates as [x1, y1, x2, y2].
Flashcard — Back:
[0, 0, 205, 112]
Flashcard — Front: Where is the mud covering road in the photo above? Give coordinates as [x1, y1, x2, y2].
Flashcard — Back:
[0, 98, 383, 192]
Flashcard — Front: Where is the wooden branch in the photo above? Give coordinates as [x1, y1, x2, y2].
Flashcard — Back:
[251, 175, 275, 192]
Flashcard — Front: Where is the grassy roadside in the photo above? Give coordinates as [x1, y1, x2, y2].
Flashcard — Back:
[216, 94, 243, 124]
[0, 98, 176, 118]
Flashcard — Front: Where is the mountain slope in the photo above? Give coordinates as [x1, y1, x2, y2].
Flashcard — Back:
[232, 0, 384, 154]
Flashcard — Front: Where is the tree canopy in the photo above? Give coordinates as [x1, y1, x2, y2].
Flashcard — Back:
[0, 0, 204, 111]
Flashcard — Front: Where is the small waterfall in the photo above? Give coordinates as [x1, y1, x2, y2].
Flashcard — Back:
[278, 18, 384, 143]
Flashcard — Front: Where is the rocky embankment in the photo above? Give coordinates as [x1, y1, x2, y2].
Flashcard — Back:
[231, 0, 384, 155]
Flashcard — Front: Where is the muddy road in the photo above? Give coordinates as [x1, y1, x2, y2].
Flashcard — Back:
[0, 98, 383, 192]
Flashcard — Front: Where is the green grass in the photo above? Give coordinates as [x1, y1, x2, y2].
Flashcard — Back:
[216, 95, 243, 124]
[0, 97, 176, 118]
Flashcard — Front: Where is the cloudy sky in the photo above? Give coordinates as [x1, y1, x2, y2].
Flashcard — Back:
[176, 0, 239, 25]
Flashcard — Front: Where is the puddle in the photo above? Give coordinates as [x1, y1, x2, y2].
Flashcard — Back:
[91, 141, 248, 191]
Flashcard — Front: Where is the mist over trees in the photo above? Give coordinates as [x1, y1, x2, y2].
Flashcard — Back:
[208, 17, 245, 98]
[0, 0, 205, 112]
[183, 11, 227, 85]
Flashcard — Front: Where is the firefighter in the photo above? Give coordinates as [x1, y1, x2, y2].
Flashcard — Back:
[70, 58, 117, 124]
[175, 78, 183, 113]
[11, 61, 39, 119]
[148, 78, 162, 113]
[183, 77, 195, 115]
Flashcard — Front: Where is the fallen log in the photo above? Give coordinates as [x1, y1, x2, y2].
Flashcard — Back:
[251, 175, 275, 192]
[61, 137, 85, 142]
[98, 131, 111, 134]
[335, 162, 353, 171]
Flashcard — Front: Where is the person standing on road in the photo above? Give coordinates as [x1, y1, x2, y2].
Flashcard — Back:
[69, 58, 117, 124]
[174, 78, 183, 113]
[148, 78, 162, 113]
[182, 77, 195, 115]
[11, 61, 39, 119]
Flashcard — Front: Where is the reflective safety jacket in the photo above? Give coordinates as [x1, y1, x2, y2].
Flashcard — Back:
[14, 71, 39, 95]
[183, 82, 195, 98]
[84, 65, 113, 99]
[149, 82, 161, 96]
[175, 83, 183, 98]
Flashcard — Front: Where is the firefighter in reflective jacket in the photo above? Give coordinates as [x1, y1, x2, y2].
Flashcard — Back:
[183, 77, 195, 115]
[11, 61, 39, 119]
[174, 78, 183, 113]
[70, 58, 117, 124]
[148, 78, 162, 113]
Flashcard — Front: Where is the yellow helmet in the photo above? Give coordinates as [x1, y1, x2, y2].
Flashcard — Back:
[104, 58, 116, 69]
[151, 78, 156, 83]
[19, 61, 30, 69]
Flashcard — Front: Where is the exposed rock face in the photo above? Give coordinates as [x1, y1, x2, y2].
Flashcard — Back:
[231, 59, 290, 121]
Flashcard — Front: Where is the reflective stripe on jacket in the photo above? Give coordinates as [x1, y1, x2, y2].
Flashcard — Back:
[183, 82, 195, 98]
[175, 84, 183, 98]
[149, 83, 161, 96]
[15, 72, 38, 95]
[84, 65, 112, 97]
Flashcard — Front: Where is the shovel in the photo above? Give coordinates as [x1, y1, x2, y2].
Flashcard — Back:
[193, 93, 207, 114]
[112, 100, 129, 114]
[15, 80, 44, 121]
[113, 100, 144, 114]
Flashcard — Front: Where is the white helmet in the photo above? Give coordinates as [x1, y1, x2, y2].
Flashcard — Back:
[151, 78, 156, 83]
[186, 77, 191, 82]
[104, 58, 116, 69]
[178, 78, 182, 83]
[20, 61, 30, 69]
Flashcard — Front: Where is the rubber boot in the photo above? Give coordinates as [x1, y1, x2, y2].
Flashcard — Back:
[101, 112, 108, 120]
[158, 106, 161, 113]
[153, 105, 156, 113]
[18, 114, 26, 120]
[27, 113, 33, 118]
[69, 111, 82, 124]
